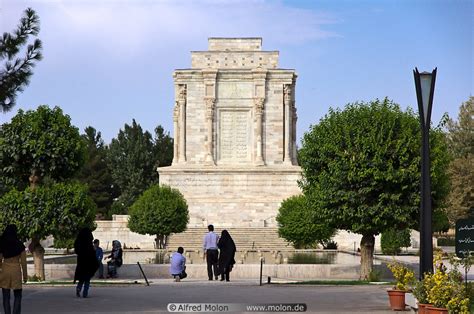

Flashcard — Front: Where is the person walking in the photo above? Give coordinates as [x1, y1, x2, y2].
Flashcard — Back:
[93, 239, 104, 279]
[74, 228, 99, 298]
[203, 225, 219, 281]
[169, 247, 187, 282]
[105, 240, 123, 278]
[217, 230, 236, 282]
[0, 225, 27, 314]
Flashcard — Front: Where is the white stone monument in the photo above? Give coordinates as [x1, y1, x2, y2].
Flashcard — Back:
[158, 38, 301, 227]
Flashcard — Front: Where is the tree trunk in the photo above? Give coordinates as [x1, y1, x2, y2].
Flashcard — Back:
[29, 169, 40, 189]
[360, 234, 375, 280]
[29, 170, 45, 280]
[30, 237, 45, 280]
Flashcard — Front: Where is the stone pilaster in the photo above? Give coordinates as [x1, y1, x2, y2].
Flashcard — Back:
[292, 103, 298, 165]
[178, 84, 187, 163]
[252, 68, 267, 165]
[172, 101, 179, 165]
[202, 70, 217, 165]
[205, 97, 216, 165]
[283, 84, 293, 165]
[254, 97, 265, 165]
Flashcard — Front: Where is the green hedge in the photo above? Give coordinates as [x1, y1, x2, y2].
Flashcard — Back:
[381, 228, 411, 255]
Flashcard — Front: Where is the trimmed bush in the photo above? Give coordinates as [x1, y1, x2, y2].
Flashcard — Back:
[381, 228, 411, 255]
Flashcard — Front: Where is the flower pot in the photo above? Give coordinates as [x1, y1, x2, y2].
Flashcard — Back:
[417, 303, 431, 314]
[426, 306, 448, 314]
[387, 289, 406, 311]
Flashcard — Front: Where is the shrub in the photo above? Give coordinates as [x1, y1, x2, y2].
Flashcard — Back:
[387, 260, 415, 291]
[381, 228, 411, 255]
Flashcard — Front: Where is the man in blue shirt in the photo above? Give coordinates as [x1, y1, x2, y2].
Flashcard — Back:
[93, 239, 104, 279]
[170, 247, 187, 282]
[203, 224, 219, 280]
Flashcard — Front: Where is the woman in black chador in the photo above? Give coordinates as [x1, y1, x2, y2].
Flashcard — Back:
[217, 230, 236, 282]
[74, 228, 98, 298]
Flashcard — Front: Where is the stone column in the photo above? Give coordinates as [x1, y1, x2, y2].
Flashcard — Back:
[252, 68, 267, 165]
[178, 84, 187, 163]
[254, 97, 265, 166]
[172, 101, 179, 165]
[292, 104, 298, 165]
[205, 97, 216, 165]
[283, 84, 292, 165]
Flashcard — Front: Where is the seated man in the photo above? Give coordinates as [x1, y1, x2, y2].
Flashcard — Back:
[170, 247, 187, 282]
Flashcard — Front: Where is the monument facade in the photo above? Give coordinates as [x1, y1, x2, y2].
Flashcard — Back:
[158, 38, 301, 227]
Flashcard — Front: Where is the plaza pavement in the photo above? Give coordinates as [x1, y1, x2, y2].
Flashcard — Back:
[22, 279, 399, 314]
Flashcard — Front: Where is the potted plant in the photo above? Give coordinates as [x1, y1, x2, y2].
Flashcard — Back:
[412, 278, 431, 314]
[425, 253, 470, 314]
[387, 260, 415, 311]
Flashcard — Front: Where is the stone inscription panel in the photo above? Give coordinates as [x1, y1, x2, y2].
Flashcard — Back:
[219, 110, 250, 162]
[217, 82, 253, 99]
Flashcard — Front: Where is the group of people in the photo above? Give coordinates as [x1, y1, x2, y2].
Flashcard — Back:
[73, 228, 123, 298]
[170, 225, 236, 282]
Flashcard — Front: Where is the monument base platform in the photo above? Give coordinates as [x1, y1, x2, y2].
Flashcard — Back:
[158, 165, 302, 227]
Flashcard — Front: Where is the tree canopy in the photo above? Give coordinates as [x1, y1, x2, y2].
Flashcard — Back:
[75, 126, 117, 218]
[445, 97, 473, 224]
[128, 184, 188, 249]
[299, 98, 450, 278]
[108, 120, 173, 214]
[277, 195, 336, 248]
[0, 182, 96, 275]
[0, 105, 85, 192]
[0, 7, 42, 112]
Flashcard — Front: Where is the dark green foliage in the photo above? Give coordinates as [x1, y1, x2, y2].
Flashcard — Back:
[323, 241, 338, 250]
[298, 98, 450, 277]
[107, 120, 173, 213]
[445, 97, 473, 224]
[0, 182, 96, 245]
[0, 8, 42, 112]
[75, 127, 117, 218]
[437, 237, 455, 246]
[153, 125, 173, 168]
[0, 105, 85, 191]
[381, 228, 411, 255]
[276, 195, 335, 248]
[299, 98, 450, 235]
[128, 184, 188, 244]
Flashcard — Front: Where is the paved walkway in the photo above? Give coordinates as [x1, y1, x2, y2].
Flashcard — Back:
[22, 280, 399, 313]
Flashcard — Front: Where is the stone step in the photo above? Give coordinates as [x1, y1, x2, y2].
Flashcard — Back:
[167, 227, 293, 251]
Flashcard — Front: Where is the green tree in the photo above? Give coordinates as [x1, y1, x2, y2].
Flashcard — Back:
[0, 105, 85, 191]
[75, 126, 117, 219]
[0, 8, 42, 112]
[0, 183, 96, 279]
[0, 105, 85, 279]
[153, 125, 173, 168]
[277, 195, 336, 248]
[107, 120, 172, 214]
[128, 184, 188, 249]
[381, 228, 411, 255]
[299, 99, 450, 279]
[445, 97, 473, 224]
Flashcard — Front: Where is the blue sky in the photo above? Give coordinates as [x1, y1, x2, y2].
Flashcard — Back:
[1, 0, 472, 143]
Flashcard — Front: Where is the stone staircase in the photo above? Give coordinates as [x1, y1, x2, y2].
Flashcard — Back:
[167, 227, 293, 251]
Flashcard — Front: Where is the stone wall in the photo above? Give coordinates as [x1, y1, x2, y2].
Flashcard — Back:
[158, 166, 301, 227]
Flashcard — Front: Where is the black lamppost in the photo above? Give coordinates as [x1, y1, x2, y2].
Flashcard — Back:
[413, 67, 437, 277]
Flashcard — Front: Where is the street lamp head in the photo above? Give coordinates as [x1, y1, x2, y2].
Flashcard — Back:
[413, 67, 437, 127]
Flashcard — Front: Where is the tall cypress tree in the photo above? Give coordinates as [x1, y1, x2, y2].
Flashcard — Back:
[75, 127, 116, 219]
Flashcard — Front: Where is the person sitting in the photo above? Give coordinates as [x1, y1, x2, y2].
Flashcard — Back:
[169, 247, 187, 282]
[105, 240, 123, 278]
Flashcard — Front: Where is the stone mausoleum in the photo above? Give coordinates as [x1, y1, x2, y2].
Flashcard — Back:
[158, 38, 302, 227]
